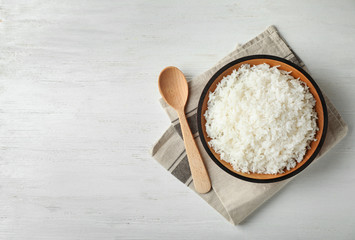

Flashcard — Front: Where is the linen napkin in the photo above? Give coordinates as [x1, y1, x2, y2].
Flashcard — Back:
[151, 26, 348, 225]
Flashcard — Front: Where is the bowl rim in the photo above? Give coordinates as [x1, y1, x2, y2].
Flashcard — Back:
[197, 54, 328, 183]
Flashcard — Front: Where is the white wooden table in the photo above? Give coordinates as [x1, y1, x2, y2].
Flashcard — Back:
[0, 0, 354, 239]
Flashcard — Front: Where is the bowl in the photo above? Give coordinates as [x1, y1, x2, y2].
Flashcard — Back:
[197, 55, 328, 183]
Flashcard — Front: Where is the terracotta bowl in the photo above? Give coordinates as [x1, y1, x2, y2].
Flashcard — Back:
[197, 55, 328, 183]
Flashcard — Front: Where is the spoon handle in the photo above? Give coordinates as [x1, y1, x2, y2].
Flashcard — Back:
[177, 110, 211, 194]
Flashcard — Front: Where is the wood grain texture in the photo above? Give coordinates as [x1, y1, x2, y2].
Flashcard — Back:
[159, 66, 211, 193]
[0, 0, 354, 239]
[177, 110, 211, 193]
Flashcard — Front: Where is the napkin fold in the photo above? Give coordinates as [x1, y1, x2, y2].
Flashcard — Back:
[151, 26, 348, 225]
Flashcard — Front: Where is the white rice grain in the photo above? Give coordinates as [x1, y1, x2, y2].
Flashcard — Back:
[204, 63, 318, 174]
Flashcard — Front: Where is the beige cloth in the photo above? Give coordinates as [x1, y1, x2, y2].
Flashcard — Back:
[151, 26, 348, 225]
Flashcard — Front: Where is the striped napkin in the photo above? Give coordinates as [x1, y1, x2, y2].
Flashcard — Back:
[151, 26, 348, 225]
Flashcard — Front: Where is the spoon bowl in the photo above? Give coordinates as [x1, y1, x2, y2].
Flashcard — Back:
[158, 67, 188, 110]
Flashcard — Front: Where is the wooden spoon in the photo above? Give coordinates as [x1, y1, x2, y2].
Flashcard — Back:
[158, 66, 211, 194]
